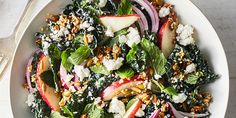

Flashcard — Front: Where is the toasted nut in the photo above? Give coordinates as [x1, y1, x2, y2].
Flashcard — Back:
[59, 98, 66, 106]
[121, 98, 129, 103]
[63, 90, 71, 97]
[136, 84, 145, 90]
[152, 94, 158, 103]
[54, 25, 60, 30]
[120, 89, 132, 96]
[80, 114, 88, 118]
[131, 87, 142, 93]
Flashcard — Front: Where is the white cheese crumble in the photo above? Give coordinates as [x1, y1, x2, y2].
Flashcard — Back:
[25, 92, 36, 107]
[185, 63, 196, 74]
[154, 74, 162, 80]
[172, 93, 187, 103]
[126, 27, 141, 47]
[41, 40, 50, 55]
[80, 21, 91, 29]
[103, 57, 124, 71]
[69, 86, 76, 92]
[74, 65, 90, 81]
[64, 74, 74, 83]
[159, 7, 170, 18]
[105, 25, 114, 37]
[143, 80, 152, 90]
[108, 97, 126, 117]
[176, 24, 195, 46]
[118, 35, 128, 44]
[98, 0, 107, 8]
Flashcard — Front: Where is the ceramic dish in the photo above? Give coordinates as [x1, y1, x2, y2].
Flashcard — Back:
[10, 0, 229, 118]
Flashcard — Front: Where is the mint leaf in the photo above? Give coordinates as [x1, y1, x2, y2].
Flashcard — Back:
[68, 46, 91, 65]
[61, 106, 74, 118]
[90, 64, 110, 75]
[141, 38, 167, 75]
[39, 70, 55, 88]
[185, 72, 203, 85]
[126, 98, 137, 110]
[163, 87, 178, 96]
[61, 49, 73, 72]
[117, 0, 133, 15]
[126, 44, 138, 62]
[50, 111, 66, 118]
[83, 103, 105, 118]
[48, 44, 61, 60]
[116, 67, 134, 79]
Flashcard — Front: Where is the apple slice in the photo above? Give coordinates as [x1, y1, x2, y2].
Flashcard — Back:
[123, 98, 143, 118]
[99, 14, 140, 32]
[158, 19, 177, 57]
[36, 55, 61, 111]
[101, 75, 144, 101]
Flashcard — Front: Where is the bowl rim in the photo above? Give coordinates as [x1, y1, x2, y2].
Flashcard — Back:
[9, 0, 229, 117]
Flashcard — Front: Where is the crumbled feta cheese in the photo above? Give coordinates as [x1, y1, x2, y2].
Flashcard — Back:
[87, 34, 94, 43]
[143, 80, 152, 90]
[74, 65, 90, 81]
[126, 27, 141, 47]
[108, 97, 126, 116]
[176, 24, 195, 46]
[25, 92, 36, 107]
[64, 74, 74, 83]
[105, 26, 114, 37]
[172, 93, 187, 103]
[118, 35, 128, 44]
[154, 74, 162, 80]
[41, 40, 50, 54]
[50, 26, 69, 42]
[69, 86, 76, 92]
[98, 0, 107, 8]
[103, 57, 124, 71]
[135, 108, 145, 117]
[94, 97, 102, 104]
[88, 91, 92, 97]
[80, 21, 91, 29]
[185, 63, 196, 74]
[87, 26, 95, 32]
[159, 7, 170, 18]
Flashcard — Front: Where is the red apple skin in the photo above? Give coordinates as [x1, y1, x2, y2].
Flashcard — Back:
[158, 19, 177, 57]
[123, 99, 143, 118]
[101, 75, 145, 101]
[36, 54, 61, 111]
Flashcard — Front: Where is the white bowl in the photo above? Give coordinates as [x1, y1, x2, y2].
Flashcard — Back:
[10, 0, 229, 117]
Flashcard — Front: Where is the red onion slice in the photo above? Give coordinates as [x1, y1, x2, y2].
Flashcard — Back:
[131, 0, 156, 31]
[149, 109, 160, 118]
[168, 102, 209, 118]
[60, 64, 70, 89]
[26, 56, 34, 92]
[25, 49, 42, 92]
[132, 6, 149, 31]
[142, 0, 160, 32]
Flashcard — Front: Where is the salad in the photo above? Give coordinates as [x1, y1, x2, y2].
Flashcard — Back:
[24, 0, 218, 118]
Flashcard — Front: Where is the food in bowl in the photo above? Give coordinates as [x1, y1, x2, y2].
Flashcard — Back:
[24, 0, 218, 117]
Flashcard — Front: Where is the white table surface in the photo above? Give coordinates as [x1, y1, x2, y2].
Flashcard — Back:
[0, 0, 235, 117]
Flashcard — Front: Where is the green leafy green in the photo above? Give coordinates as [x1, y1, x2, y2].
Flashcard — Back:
[126, 98, 137, 110]
[152, 79, 177, 96]
[116, 67, 134, 79]
[90, 64, 110, 75]
[106, 29, 128, 46]
[61, 49, 73, 72]
[185, 72, 203, 85]
[126, 44, 138, 62]
[39, 70, 55, 88]
[61, 106, 74, 118]
[68, 46, 91, 65]
[117, 0, 133, 15]
[83, 103, 105, 118]
[48, 44, 62, 60]
[50, 111, 66, 118]
[141, 38, 167, 75]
